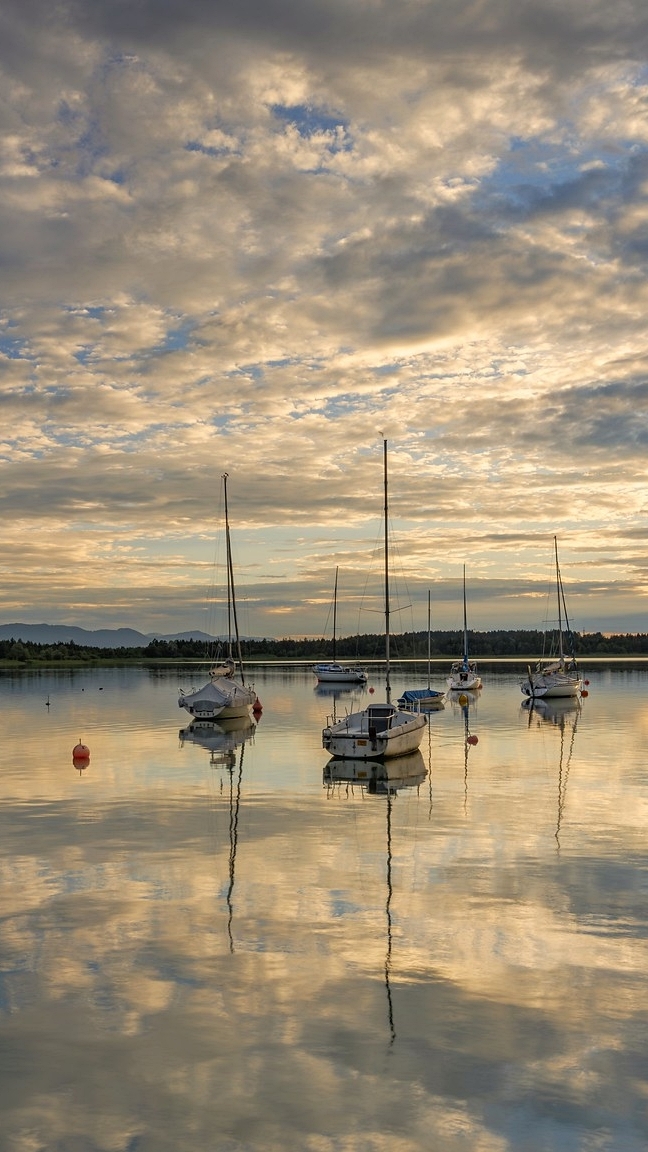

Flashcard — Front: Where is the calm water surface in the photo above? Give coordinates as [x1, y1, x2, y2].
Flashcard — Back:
[1, 664, 647, 1151]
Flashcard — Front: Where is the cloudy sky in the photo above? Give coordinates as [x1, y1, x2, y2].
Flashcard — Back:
[1, 0, 647, 638]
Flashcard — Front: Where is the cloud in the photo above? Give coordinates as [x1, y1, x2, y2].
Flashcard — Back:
[0, 0, 647, 631]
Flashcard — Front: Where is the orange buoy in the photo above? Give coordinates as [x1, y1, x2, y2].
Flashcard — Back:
[72, 741, 90, 761]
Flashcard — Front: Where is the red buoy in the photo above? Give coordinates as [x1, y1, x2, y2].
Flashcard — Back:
[581, 689, 589, 698]
[467, 735, 479, 745]
[369, 686, 375, 694]
[72, 741, 90, 761]
[252, 697, 263, 714]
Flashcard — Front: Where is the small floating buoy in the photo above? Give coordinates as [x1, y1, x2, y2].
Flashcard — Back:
[581, 689, 589, 698]
[369, 686, 375, 694]
[72, 741, 90, 761]
[467, 734, 479, 745]
[584, 680, 590, 686]
[458, 694, 468, 706]
[252, 697, 263, 714]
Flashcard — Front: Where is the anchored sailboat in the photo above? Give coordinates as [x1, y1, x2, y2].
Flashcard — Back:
[322, 440, 427, 760]
[447, 566, 482, 692]
[398, 590, 446, 711]
[178, 474, 258, 721]
[313, 566, 367, 684]
[521, 538, 583, 700]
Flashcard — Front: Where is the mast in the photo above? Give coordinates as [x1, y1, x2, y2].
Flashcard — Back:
[427, 589, 431, 691]
[383, 439, 391, 703]
[222, 473, 246, 684]
[462, 564, 468, 669]
[332, 566, 339, 663]
[554, 536, 564, 665]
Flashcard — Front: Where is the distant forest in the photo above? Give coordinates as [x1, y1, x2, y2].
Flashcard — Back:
[1, 629, 648, 663]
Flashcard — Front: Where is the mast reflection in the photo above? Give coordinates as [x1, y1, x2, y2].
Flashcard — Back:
[180, 716, 256, 950]
[323, 751, 426, 1045]
[523, 696, 581, 849]
[448, 694, 479, 811]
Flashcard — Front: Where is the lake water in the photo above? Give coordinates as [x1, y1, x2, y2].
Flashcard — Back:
[1, 663, 647, 1152]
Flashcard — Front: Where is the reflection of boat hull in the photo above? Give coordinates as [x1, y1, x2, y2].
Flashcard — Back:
[522, 696, 581, 722]
[324, 750, 426, 791]
[180, 715, 256, 750]
[313, 663, 367, 683]
[314, 682, 360, 698]
[323, 704, 426, 760]
[178, 675, 257, 720]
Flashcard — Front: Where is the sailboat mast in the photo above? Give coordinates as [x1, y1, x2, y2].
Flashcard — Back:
[222, 473, 246, 684]
[427, 589, 431, 691]
[554, 536, 564, 664]
[383, 439, 391, 703]
[332, 566, 338, 664]
[462, 564, 468, 668]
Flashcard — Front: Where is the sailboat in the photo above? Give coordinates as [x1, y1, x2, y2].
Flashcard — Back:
[322, 440, 427, 760]
[178, 473, 258, 721]
[446, 566, 482, 692]
[521, 537, 583, 700]
[312, 567, 368, 684]
[398, 590, 446, 711]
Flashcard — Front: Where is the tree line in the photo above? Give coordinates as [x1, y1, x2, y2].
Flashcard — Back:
[1, 629, 647, 663]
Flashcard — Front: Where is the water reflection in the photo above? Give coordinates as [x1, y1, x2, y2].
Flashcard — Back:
[524, 696, 581, 849]
[2, 666, 648, 1151]
[448, 694, 479, 810]
[179, 715, 257, 768]
[180, 717, 258, 951]
[324, 751, 426, 1045]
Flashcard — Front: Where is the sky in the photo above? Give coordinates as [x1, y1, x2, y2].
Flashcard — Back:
[1, 0, 647, 639]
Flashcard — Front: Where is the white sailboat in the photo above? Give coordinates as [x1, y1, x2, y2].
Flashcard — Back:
[178, 474, 258, 722]
[313, 566, 367, 684]
[447, 566, 482, 692]
[521, 537, 583, 700]
[398, 590, 446, 711]
[322, 440, 427, 760]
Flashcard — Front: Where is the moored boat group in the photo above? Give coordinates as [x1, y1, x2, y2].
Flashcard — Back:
[178, 449, 588, 763]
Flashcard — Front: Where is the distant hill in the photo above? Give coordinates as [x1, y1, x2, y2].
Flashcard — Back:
[0, 624, 221, 648]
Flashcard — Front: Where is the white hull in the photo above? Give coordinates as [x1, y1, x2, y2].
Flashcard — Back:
[447, 667, 482, 692]
[322, 703, 426, 760]
[521, 669, 582, 699]
[178, 675, 257, 721]
[313, 663, 368, 683]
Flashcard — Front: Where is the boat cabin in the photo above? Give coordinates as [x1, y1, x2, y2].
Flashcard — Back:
[366, 704, 396, 733]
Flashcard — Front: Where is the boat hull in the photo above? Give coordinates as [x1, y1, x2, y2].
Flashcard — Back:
[447, 675, 482, 692]
[521, 675, 582, 700]
[447, 659, 481, 692]
[178, 675, 257, 721]
[398, 689, 446, 712]
[313, 663, 368, 684]
[322, 704, 426, 760]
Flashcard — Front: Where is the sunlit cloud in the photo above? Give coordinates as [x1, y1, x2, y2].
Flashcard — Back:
[0, 0, 647, 634]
